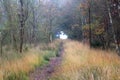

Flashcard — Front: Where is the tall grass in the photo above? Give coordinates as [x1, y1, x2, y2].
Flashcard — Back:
[0, 39, 61, 80]
[50, 40, 120, 80]
[0, 48, 42, 80]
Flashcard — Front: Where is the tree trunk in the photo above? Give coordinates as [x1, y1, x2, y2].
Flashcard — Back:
[0, 36, 3, 55]
[32, 8, 36, 44]
[107, 1, 120, 54]
[49, 17, 53, 43]
[49, 33, 53, 43]
[88, 7, 92, 47]
[19, 0, 24, 53]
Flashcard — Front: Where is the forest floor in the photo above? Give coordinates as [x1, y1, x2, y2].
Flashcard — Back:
[29, 42, 64, 80]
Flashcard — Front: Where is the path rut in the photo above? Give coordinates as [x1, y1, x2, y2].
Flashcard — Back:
[29, 43, 63, 80]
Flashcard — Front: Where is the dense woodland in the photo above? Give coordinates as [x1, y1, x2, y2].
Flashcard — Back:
[0, 0, 120, 80]
[0, 0, 120, 54]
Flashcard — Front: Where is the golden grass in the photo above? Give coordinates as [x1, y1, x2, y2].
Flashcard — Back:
[0, 39, 61, 80]
[0, 48, 42, 80]
[51, 40, 120, 80]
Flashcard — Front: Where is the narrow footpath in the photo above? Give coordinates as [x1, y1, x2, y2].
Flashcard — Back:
[29, 43, 63, 80]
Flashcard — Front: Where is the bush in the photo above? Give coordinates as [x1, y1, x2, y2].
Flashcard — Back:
[43, 50, 56, 61]
[91, 40, 103, 48]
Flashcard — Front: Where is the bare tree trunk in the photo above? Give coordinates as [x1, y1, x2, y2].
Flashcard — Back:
[32, 8, 36, 44]
[107, 1, 120, 54]
[0, 33, 3, 55]
[19, 0, 24, 53]
[88, 7, 92, 47]
[0, 41, 3, 55]
[49, 18, 53, 43]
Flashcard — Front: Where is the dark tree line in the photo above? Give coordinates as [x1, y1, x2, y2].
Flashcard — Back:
[57, 0, 120, 54]
[0, 0, 120, 55]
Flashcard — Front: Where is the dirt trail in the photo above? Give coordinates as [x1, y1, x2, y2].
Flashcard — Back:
[29, 43, 63, 80]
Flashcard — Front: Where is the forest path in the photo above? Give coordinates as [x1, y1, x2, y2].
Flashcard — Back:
[29, 42, 64, 80]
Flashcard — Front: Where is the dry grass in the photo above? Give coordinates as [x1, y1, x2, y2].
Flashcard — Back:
[0, 39, 61, 80]
[51, 40, 120, 80]
[0, 47, 42, 80]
